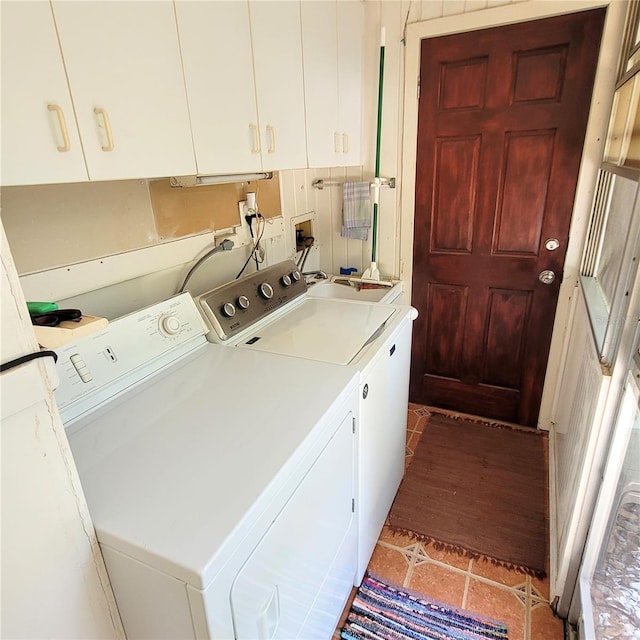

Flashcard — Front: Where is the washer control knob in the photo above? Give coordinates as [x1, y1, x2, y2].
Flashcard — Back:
[291, 270, 301, 282]
[237, 295, 250, 310]
[159, 314, 181, 336]
[221, 302, 236, 318]
[280, 274, 292, 287]
[259, 282, 274, 300]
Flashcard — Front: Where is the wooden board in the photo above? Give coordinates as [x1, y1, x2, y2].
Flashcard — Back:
[149, 172, 281, 238]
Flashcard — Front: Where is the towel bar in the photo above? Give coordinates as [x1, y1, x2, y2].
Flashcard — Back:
[312, 177, 396, 190]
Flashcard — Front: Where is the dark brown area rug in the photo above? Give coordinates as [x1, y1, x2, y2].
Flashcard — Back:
[389, 411, 548, 577]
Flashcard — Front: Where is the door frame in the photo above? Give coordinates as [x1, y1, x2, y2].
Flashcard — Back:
[399, 0, 626, 430]
[398, 0, 626, 604]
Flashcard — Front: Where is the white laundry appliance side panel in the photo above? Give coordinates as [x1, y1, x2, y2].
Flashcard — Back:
[100, 546, 196, 640]
[230, 410, 356, 639]
[188, 388, 359, 640]
[299, 507, 358, 635]
[354, 315, 414, 583]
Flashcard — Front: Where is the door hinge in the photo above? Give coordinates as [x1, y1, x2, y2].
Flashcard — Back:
[417, 76, 421, 100]
[352, 416, 356, 433]
[352, 498, 355, 513]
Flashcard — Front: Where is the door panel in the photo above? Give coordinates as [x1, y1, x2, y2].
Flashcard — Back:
[482, 289, 530, 387]
[410, 10, 605, 426]
[495, 131, 555, 255]
[433, 136, 479, 252]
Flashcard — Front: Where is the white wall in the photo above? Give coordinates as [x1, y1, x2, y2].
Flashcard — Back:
[4, 165, 381, 319]
[0, 223, 124, 638]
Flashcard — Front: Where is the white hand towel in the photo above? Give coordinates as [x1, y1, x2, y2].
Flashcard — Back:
[341, 181, 371, 241]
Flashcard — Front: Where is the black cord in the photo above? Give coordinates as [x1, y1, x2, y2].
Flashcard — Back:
[236, 215, 266, 279]
[245, 216, 260, 272]
[1, 350, 58, 373]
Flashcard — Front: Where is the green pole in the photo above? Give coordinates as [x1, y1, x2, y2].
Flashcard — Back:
[372, 30, 385, 264]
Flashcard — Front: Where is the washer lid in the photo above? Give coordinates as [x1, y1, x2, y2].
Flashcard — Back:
[237, 298, 395, 365]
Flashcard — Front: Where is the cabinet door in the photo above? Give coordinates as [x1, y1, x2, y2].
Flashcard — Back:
[249, 1, 307, 171]
[176, 1, 262, 175]
[1, 1, 87, 186]
[301, 1, 340, 168]
[51, 1, 195, 181]
[337, 1, 364, 166]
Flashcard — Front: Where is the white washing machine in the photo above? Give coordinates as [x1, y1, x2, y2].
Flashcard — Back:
[194, 260, 418, 583]
[55, 293, 359, 639]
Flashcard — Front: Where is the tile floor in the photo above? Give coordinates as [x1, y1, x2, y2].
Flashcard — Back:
[334, 404, 565, 640]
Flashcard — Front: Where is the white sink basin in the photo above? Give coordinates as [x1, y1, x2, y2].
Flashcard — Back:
[307, 280, 403, 304]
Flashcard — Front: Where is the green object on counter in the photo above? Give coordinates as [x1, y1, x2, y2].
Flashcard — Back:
[27, 301, 59, 314]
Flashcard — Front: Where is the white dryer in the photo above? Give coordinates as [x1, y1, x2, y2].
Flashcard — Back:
[55, 293, 359, 639]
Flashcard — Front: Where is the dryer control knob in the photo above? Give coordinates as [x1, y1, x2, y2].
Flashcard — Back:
[221, 302, 236, 318]
[159, 314, 181, 336]
[237, 295, 250, 310]
[280, 274, 292, 287]
[291, 270, 301, 282]
[259, 282, 274, 300]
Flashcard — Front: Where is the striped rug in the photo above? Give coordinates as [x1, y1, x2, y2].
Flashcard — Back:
[340, 574, 508, 640]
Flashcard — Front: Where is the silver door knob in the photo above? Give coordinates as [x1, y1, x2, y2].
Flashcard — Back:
[539, 270, 556, 285]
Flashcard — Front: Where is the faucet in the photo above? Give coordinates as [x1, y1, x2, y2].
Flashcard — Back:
[302, 270, 328, 283]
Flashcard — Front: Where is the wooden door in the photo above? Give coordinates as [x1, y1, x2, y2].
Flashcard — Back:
[410, 10, 605, 427]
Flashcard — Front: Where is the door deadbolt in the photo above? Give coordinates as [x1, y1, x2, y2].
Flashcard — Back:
[545, 238, 560, 251]
[539, 270, 556, 285]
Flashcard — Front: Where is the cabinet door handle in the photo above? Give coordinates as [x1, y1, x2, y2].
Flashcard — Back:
[249, 124, 261, 154]
[93, 107, 114, 152]
[47, 104, 71, 152]
[266, 125, 276, 154]
[334, 132, 340, 153]
[342, 133, 350, 154]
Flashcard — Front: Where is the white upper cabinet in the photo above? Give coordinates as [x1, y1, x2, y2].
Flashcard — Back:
[1, 1, 88, 186]
[301, 2, 340, 168]
[3, 0, 351, 186]
[249, 1, 308, 171]
[175, 1, 261, 175]
[302, 1, 363, 168]
[337, 1, 364, 167]
[50, 1, 196, 181]
[177, 0, 307, 174]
